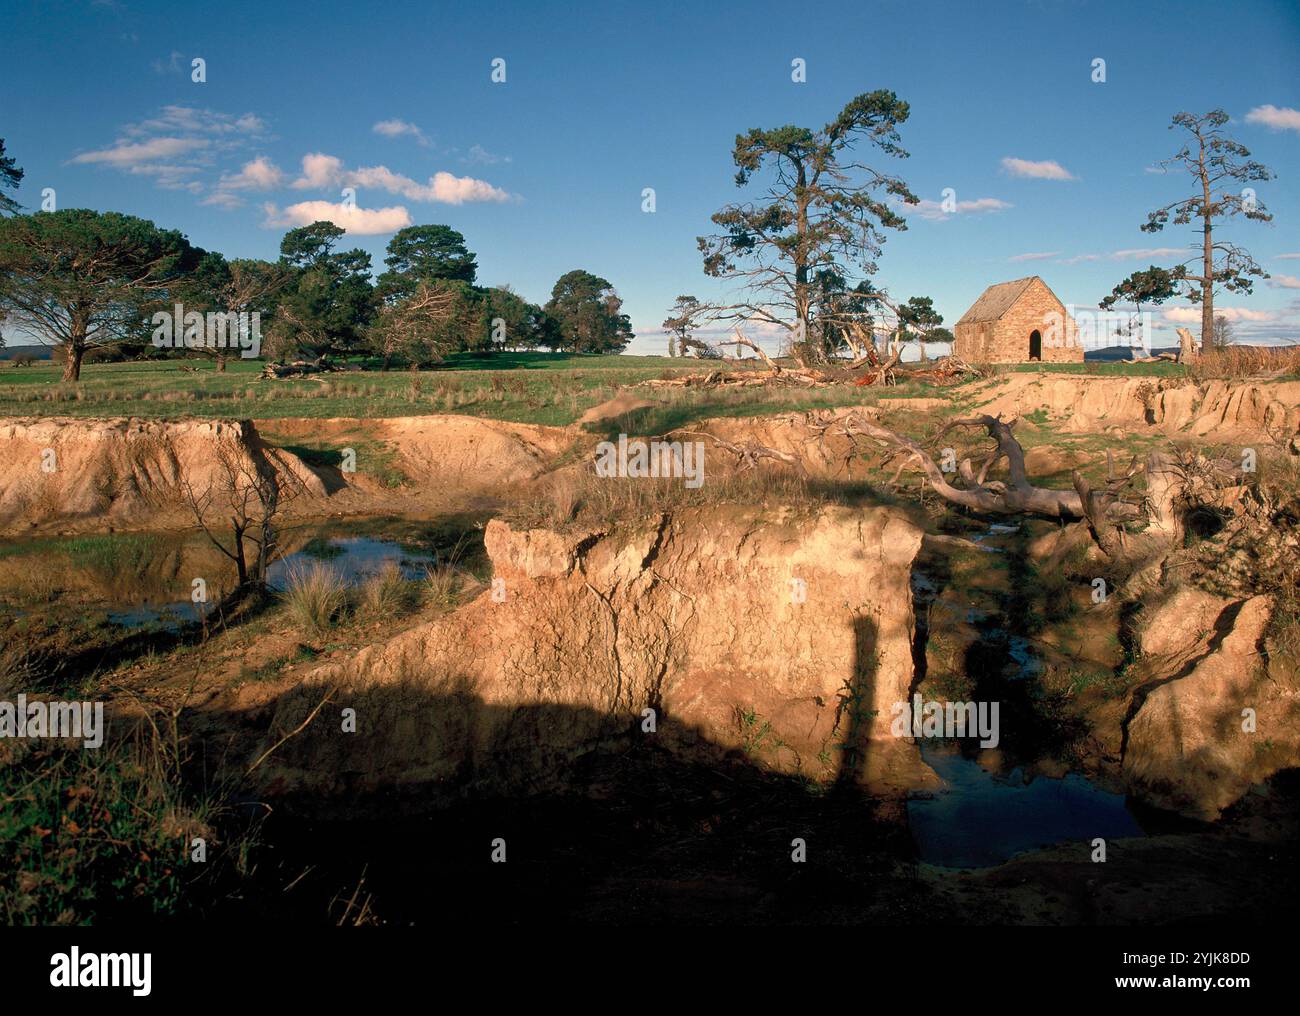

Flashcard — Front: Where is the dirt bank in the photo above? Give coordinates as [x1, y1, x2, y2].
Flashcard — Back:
[0, 414, 572, 535]
[962, 374, 1300, 442]
[0, 417, 326, 534]
[250, 504, 937, 811]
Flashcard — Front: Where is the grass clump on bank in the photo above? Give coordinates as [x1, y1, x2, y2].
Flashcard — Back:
[281, 561, 348, 632]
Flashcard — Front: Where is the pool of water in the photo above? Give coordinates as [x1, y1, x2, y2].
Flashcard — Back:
[907, 518, 1150, 867]
[0, 518, 479, 633]
[103, 535, 440, 630]
[907, 742, 1144, 868]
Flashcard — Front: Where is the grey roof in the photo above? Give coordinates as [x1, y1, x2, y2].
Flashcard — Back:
[955, 277, 1042, 326]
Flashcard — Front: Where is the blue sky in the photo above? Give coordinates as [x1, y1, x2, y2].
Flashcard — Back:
[4, 0, 1299, 353]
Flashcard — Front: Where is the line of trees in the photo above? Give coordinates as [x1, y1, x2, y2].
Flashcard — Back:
[0, 141, 634, 381]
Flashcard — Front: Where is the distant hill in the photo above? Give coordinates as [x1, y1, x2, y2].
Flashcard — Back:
[0, 344, 52, 361]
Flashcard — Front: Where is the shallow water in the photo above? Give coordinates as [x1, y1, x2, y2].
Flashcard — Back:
[0, 519, 473, 632]
[908, 742, 1144, 868]
[907, 518, 1150, 867]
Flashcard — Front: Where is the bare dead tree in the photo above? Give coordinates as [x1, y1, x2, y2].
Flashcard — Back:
[797, 409, 1254, 563]
[181, 440, 305, 597]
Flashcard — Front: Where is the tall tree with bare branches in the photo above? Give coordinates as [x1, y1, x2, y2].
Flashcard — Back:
[697, 91, 918, 366]
[1139, 109, 1274, 353]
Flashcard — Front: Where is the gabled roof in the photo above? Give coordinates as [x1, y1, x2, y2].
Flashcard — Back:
[956, 276, 1043, 326]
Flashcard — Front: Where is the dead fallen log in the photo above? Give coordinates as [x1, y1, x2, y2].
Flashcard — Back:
[810, 409, 1146, 522]
[260, 357, 337, 380]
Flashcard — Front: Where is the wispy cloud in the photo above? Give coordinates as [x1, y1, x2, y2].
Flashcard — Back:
[122, 106, 266, 138]
[1275, 253, 1300, 261]
[200, 191, 246, 210]
[69, 106, 269, 194]
[290, 152, 514, 204]
[1109, 247, 1185, 260]
[372, 119, 430, 147]
[151, 50, 185, 75]
[1000, 157, 1075, 181]
[904, 196, 1011, 222]
[1245, 104, 1300, 132]
[463, 144, 510, 166]
[1009, 251, 1061, 263]
[1268, 274, 1300, 290]
[1163, 306, 1275, 324]
[1058, 247, 1185, 265]
[261, 200, 412, 235]
[70, 136, 209, 168]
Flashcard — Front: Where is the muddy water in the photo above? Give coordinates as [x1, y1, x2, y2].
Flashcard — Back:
[906, 520, 1151, 868]
[0, 515, 485, 632]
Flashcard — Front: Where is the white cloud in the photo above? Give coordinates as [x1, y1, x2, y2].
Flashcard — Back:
[292, 152, 345, 189]
[464, 144, 510, 166]
[1275, 253, 1300, 261]
[1268, 274, 1300, 290]
[292, 152, 513, 204]
[124, 106, 265, 138]
[70, 136, 209, 167]
[423, 170, 512, 204]
[1058, 247, 1185, 266]
[373, 119, 430, 147]
[262, 200, 412, 235]
[200, 191, 245, 210]
[1009, 251, 1061, 262]
[1245, 104, 1300, 132]
[218, 156, 284, 191]
[905, 197, 1011, 222]
[1001, 157, 1076, 181]
[70, 105, 271, 202]
[1108, 247, 1185, 260]
[1163, 307, 1275, 324]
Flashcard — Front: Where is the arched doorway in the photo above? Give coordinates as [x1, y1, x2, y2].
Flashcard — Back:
[1029, 329, 1042, 360]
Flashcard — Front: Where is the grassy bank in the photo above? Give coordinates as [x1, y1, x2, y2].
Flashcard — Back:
[0, 351, 1207, 424]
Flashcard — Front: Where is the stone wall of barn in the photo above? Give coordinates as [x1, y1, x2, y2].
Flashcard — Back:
[953, 279, 1083, 363]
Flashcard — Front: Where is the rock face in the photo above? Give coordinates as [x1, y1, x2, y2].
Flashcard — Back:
[1123, 591, 1300, 820]
[255, 505, 930, 807]
[0, 417, 325, 527]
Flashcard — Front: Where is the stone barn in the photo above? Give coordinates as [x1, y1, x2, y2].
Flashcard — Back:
[952, 276, 1083, 364]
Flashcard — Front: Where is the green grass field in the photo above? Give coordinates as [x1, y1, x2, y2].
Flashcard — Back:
[0, 351, 1197, 425]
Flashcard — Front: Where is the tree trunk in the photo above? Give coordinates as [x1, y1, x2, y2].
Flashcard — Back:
[1177, 326, 1198, 363]
[216, 353, 227, 373]
[61, 342, 84, 382]
[232, 520, 249, 587]
[1199, 134, 1215, 353]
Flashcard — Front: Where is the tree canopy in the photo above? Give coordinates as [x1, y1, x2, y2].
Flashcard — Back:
[698, 90, 918, 365]
[0, 139, 23, 216]
[544, 269, 634, 353]
[269, 221, 376, 359]
[0, 209, 201, 380]
[1139, 109, 1273, 351]
[378, 224, 478, 300]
